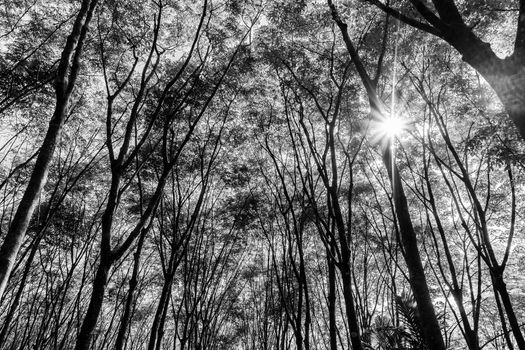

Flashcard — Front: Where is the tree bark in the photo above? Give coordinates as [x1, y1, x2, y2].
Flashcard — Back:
[74, 170, 120, 350]
[448, 30, 525, 142]
[0, 234, 40, 345]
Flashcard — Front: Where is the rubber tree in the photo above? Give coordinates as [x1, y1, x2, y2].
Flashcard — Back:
[327, 1, 446, 349]
[146, 115, 226, 350]
[413, 75, 524, 349]
[0, 0, 99, 303]
[73, 1, 250, 347]
[0, 135, 103, 346]
[263, 143, 313, 350]
[266, 58, 366, 349]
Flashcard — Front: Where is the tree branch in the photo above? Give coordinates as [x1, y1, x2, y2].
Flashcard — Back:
[364, 0, 442, 37]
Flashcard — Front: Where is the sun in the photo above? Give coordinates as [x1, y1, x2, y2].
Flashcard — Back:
[381, 114, 405, 138]
[372, 113, 408, 145]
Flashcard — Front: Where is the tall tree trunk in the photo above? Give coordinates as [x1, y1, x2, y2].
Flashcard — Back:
[326, 3, 447, 348]
[74, 173, 120, 350]
[298, 244, 311, 350]
[74, 259, 110, 350]
[330, 193, 364, 350]
[148, 273, 174, 350]
[492, 272, 525, 349]
[493, 281, 515, 350]
[0, 234, 41, 344]
[327, 246, 338, 350]
[383, 147, 446, 350]
[0, 0, 98, 303]
[114, 230, 146, 350]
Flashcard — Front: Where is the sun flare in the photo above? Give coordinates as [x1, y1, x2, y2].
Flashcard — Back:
[380, 114, 406, 138]
[372, 113, 408, 145]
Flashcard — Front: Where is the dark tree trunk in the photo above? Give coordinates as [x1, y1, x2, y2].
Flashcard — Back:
[114, 231, 146, 350]
[148, 273, 174, 350]
[74, 169, 121, 349]
[326, 3, 447, 348]
[74, 260, 110, 350]
[370, 0, 525, 141]
[493, 282, 515, 350]
[383, 148, 446, 350]
[492, 272, 525, 349]
[327, 247, 338, 350]
[330, 193, 363, 350]
[448, 30, 525, 142]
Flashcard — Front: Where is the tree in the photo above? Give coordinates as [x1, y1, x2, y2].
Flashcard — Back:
[0, 0, 98, 302]
[326, 1, 446, 349]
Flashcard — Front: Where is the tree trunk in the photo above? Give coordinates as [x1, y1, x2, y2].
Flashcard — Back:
[114, 231, 146, 350]
[74, 260, 110, 350]
[383, 147, 446, 350]
[0, 0, 97, 303]
[369, 1, 525, 142]
[493, 282, 515, 350]
[453, 34, 525, 142]
[331, 191, 364, 350]
[0, 233, 41, 345]
[493, 272, 525, 349]
[148, 273, 174, 350]
[0, 100, 67, 301]
[327, 247, 338, 350]
[489, 71, 525, 143]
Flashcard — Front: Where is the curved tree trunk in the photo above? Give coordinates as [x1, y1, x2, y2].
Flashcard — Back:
[448, 30, 525, 143]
